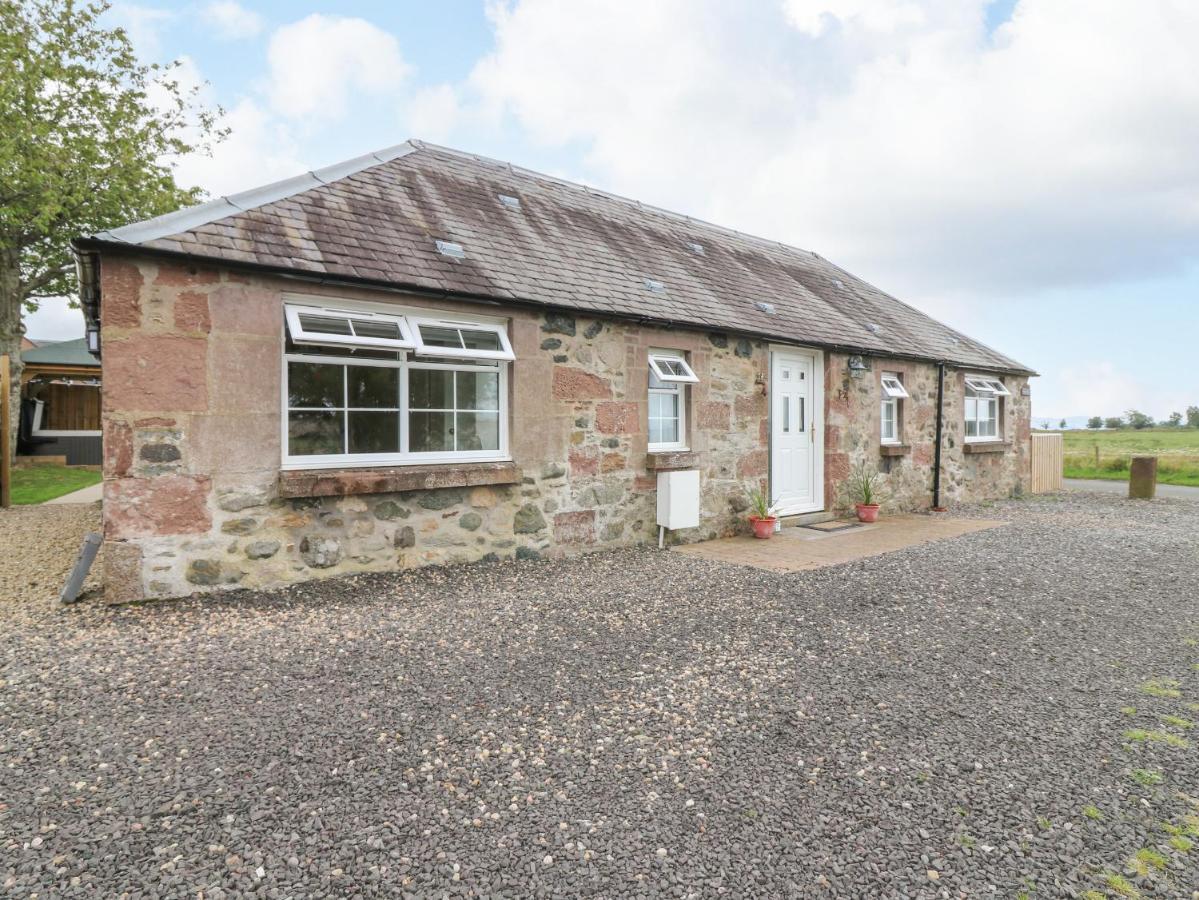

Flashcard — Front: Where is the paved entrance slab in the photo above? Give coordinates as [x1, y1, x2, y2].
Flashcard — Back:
[43, 482, 103, 505]
[672, 513, 1006, 572]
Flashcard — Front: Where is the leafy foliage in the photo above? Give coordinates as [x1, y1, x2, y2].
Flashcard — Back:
[0, 0, 224, 314]
[1086, 416, 1103, 429]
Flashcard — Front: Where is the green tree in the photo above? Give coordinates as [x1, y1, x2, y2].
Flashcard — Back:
[1125, 409, 1155, 430]
[0, 0, 223, 449]
[1058, 418, 1068, 430]
[1087, 416, 1103, 429]
[1103, 416, 1124, 430]
[1187, 406, 1199, 428]
[1167, 411, 1183, 427]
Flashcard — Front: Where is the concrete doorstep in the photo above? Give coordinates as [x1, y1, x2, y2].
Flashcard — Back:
[671, 513, 1005, 573]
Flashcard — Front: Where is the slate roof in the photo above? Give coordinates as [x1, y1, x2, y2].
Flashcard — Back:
[83, 140, 1033, 374]
[21, 338, 99, 369]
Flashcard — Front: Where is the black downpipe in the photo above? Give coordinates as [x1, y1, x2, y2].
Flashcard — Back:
[932, 362, 947, 510]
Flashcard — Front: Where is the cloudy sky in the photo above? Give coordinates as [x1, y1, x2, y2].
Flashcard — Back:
[31, 0, 1199, 422]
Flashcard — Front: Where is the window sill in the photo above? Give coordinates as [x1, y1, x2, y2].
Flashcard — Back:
[963, 441, 1011, 455]
[879, 443, 910, 457]
[646, 449, 702, 471]
[278, 460, 522, 498]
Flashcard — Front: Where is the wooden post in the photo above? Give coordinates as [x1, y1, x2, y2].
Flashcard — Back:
[1129, 455, 1157, 500]
[0, 354, 10, 509]
[1094, 443, 1100, 468]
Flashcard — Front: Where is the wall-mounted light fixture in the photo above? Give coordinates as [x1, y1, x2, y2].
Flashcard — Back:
[847, 355, 869, 378]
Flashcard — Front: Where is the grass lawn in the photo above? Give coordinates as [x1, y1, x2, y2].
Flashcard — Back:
[10, 465, 102, 505]
[1053, 427, 1199, 487]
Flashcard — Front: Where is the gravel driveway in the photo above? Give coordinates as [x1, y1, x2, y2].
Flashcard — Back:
[3, 493, 1198, 898]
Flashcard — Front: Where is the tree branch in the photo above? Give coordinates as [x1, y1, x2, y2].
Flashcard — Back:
[19, 263, 73, 298]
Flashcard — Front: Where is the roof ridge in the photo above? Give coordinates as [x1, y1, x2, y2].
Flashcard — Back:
[94, 142, 419, 245]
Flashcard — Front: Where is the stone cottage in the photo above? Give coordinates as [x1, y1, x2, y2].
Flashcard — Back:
[73, 140, 1034, 602]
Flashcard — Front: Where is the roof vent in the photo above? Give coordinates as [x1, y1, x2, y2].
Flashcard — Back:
[498, 194, 521, 210]
[865, 322, 881, 334]
[644, 279, 666, 293]
[686, 241, 704, 255]
[755, 301, 776, 315]
[832, 278, 844, 289]
[435, 240, 465, 260]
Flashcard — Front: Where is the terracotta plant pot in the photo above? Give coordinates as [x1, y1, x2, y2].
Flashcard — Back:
[749, 515, 777, 539]
[855, 503, 880, 523]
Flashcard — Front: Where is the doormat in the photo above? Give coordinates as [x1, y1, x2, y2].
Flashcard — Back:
[801, 520, 862, 533]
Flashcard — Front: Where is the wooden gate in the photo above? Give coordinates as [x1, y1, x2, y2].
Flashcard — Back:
[1030, 433, 1064, 493]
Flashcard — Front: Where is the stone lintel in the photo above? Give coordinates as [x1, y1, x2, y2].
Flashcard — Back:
[279, 461, 522, 498]
[963, 441, 1011, 455]
[879, 444, 911, 457]
[646, 450, 702, 471]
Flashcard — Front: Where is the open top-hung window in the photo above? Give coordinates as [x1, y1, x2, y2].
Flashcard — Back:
[282, 298, 510, 468]
[648, 350, 697, 451]
[880, 372, 907, 444]
[964, 374, 1007, 441]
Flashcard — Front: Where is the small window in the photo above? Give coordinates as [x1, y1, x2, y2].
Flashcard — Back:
[411, 318, 515, 362]
[881, 371, 904, 444]
[285, 303, 415, 351]
[881, 374, 910, 399]
[964, 374, 1004, 441]
[648, 350, 695, 452]
[963, 376, 1011, 397]
[648, 354, 699, 384]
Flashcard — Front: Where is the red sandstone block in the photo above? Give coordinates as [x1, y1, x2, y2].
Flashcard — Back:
[104, 419, 133, 478]
[105, 475, 212, 539]
[174, 291, 211, 333]
[601, 451, 626, 473]
[569, 446, 599, 476]
[101, 259, 144, 328]
[554, 509, 596, 544]
[189, 414, 280, 475]
[595, 401, 638, 434]
[736, 448, 768, 478]
[552, 366, 612, 401]
[103, 335, 208, 413]
[133, 416, 177, 427]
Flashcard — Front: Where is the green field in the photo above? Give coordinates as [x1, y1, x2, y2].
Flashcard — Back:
[1054, 428, 1199, 487]
[10, 464, 102, 505]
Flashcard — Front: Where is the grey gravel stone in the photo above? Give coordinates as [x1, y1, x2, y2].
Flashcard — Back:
[139, 442, 180, 463]
[541, 312, 576, 335]
[244, 540, 280, 560]
[299, 535, 341, 567]
[2, 492, 1198, 898]
[513, 503, 547, 533]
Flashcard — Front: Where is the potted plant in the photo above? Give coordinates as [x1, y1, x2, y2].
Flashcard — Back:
[746, 487, 777, 539]
[845, 463, 884, 523]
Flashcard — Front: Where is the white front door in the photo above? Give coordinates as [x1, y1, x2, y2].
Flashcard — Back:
[770, 348, 824, 515]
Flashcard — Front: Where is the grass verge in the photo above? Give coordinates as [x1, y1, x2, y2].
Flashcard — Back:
[10, 464, 102, 505]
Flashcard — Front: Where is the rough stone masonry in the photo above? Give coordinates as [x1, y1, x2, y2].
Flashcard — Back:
[98, 256, 1030, 602]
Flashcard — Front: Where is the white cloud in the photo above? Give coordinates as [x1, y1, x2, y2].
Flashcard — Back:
[1055, 362, 1180, 420]
[265, 14, 410, 120]
[470, 0, 1199, 300]
[107, 3, 173, 58]
[173, 98, 307, 196]
[201, 1, 265, 40]
[25, 298, 87, 344]
[405, 85, 462, 142]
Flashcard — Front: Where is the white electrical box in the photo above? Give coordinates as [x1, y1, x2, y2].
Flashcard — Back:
[656, 469, 700, 531]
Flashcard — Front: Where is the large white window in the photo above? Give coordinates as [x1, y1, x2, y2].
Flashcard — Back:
[880, 372, 908, 444]
[964, 374, 1007, 441]
[648, 349, 694, 451]
[282, 297, 509, 469]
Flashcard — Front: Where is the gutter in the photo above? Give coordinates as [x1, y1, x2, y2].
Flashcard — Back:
[69, 238, 1039, 379]
[73, 248, 102, 359]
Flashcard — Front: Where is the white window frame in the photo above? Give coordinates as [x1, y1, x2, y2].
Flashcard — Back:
[648, 354, 699, 384]
[880, 372, 905, 445]
[647, 349, 692, 453]
[410, 316, 515, 362]
[284, 302, 416, 351]
[964, 373, 1004, 442]
[281, 296, 511, 469]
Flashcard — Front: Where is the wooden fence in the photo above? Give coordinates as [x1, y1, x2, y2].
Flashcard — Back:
[1030, 432, 1064, 493]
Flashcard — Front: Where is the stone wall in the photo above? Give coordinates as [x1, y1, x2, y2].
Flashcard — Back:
[99, 256, 770, 602]
[823, 353, 1032, 512]
[99, 254, 1030, 602]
